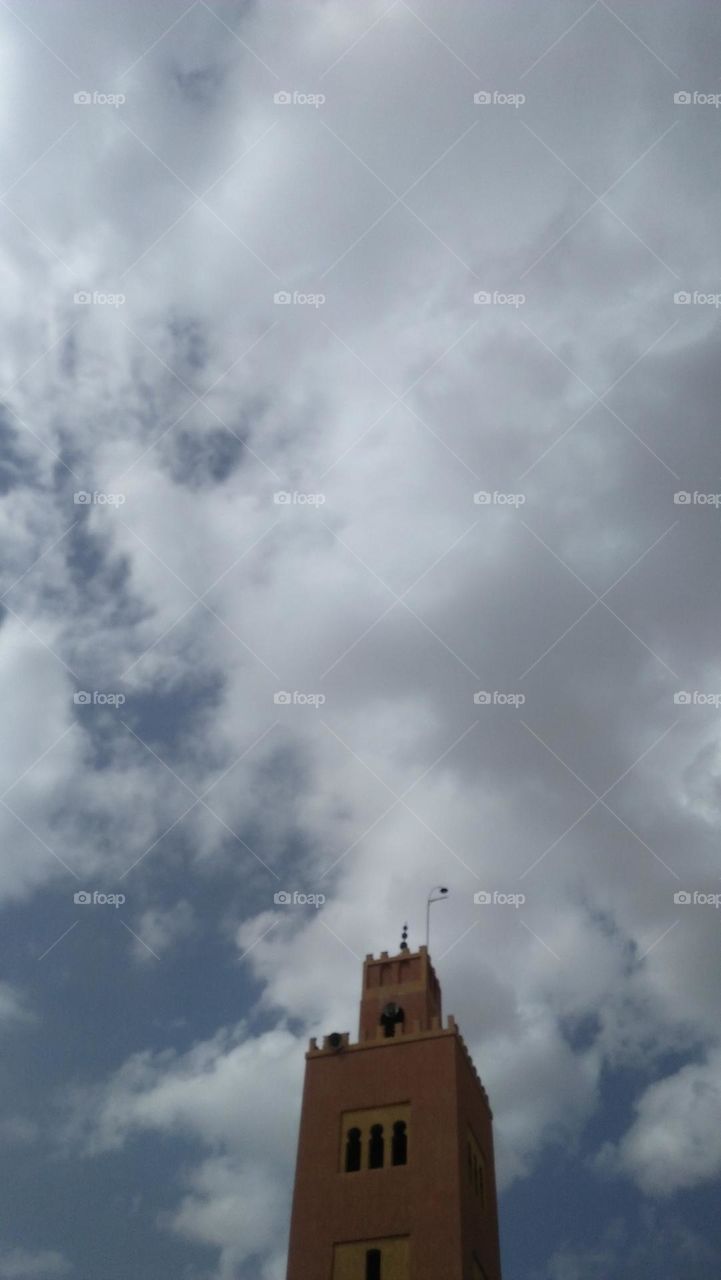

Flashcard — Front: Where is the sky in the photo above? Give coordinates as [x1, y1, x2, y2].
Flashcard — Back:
[0, 1, 720, 1277]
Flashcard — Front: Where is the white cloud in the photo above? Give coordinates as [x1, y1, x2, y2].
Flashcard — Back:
[0, 1117, 39, 1147]
[543, 1208, 716, 1279]
[66, 1023, 302, 1277]
[170, 1157, 287, 1280]
[130, 899, 196, 962]
[0, 983, 33, 1027]
[600, 1046, 721, 1195]
[1, 0, 720, 1275]
[0, 1246, 70, 1279]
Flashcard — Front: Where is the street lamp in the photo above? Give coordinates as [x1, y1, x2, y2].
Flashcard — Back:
[426, 885, 449, 950]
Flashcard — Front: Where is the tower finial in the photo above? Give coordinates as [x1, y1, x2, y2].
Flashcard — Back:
[399, 922, 409, 952]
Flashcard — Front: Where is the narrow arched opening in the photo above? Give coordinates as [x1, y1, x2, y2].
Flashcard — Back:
[345, 1126, 361, 1172]
[368, 1123, 384, 1169]
[391, 1119, 407, 1166]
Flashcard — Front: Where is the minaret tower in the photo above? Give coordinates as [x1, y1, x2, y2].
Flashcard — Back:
[286, 937, 503, 1279]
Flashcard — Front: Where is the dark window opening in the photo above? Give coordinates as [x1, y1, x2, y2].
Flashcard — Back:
[345, 1127, 362, 1172]
[365, 1248, 381, 1280]
[380, 1003, 404, 1038]
[391, 1119, 407, 1166]
[368, 1124, 384, 1169]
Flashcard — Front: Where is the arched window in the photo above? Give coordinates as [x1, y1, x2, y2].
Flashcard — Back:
[345, 1127, 361, 1173]
[365, 1248, 381, 1280]
[391, 1119, 407, 1166]
[368, 1123, 384, 1169]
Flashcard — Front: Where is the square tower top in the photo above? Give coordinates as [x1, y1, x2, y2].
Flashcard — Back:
[359, 945, 443, 1041]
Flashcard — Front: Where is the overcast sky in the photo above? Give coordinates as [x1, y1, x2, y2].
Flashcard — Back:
[1, 1, 720, 1277]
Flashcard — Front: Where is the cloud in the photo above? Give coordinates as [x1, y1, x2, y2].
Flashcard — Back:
[0, 0, 720, 1276]
[0, 1117, 39, 1147]
[542, 1208, 717, 1280]
[169, 1157, 287, 1280]
[0, 983, 33, 1027]
[599, 1046, 721, 1195]
[129, 899, 196, 962]
[65, 1023, 302, 1276]
[0, 1246, 70, 1279]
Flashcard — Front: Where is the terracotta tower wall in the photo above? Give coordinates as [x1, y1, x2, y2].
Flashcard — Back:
[285, 947, 503, 1280]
